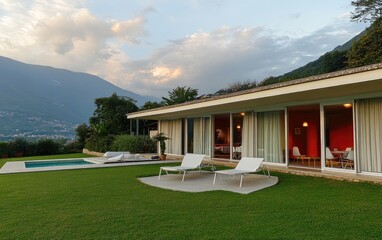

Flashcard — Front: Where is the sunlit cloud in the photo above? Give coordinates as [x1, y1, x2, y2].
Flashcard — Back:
[123, 23, 365, 96]
[0, 0, 147, 83]
[151, 66, 183, 83]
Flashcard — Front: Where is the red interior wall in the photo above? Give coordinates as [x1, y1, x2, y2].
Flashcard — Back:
[327, 110, 353, 150]
[288, 110, 320, 157]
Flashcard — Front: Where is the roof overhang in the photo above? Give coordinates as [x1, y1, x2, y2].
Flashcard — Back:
[128, 65, 382, 120]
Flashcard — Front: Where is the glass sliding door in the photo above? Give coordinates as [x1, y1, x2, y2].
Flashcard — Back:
[193, 117, 211, 155]
[232, 113, 244, 159]
[324, 103, 354, 170]
[356, 98, 382, 173]
[187, 118, 194, 153]
[241, 111, 255, 158]
[186, 117, 211, 155]
[214, 114, 230, 159]
[288, 105, 321, 168]
[256, 110, 285, 163]
[159, 119, 183, 155]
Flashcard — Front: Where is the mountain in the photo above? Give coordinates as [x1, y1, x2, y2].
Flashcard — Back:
[265, 29, 368, 84]
[0, 56, 157, 140]
[215, 29, 370, 95]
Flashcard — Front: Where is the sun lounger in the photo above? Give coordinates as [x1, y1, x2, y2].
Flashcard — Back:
[103, 151, 131, 157]
[85, 154, 153, 164]
[213, 157, 267, 187]
[158, 153, 206, 182]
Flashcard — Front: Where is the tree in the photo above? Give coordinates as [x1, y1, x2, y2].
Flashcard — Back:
[351, 0, 382, 22]
[321, 51, 348, 73]
[258, 76, 280, 86]
[214, 80, 257, 95]
[162, 86, 198, 106]
[89, 93, 138, 136]
[347, 17, 382, 67]
[140, 101, 163, 110]
[75, 123, 91, 148]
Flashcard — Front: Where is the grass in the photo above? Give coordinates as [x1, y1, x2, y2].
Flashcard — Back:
[1, 154, 382, 239]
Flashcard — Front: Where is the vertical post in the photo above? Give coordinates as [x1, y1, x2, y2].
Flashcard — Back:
[130, 119, 133, 135]
[136, 119, 139, 135]
[230, 113, 233, 161]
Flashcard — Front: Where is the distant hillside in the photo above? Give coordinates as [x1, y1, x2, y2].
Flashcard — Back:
[0, 56, 157, 140]
[215, 28, 370, 95]
[266, 29, 367, 83]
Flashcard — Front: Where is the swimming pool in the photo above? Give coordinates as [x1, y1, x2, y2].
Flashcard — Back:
[25, 159, 94, 168]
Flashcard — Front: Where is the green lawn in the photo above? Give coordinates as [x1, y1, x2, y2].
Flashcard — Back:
[1, 154, 382, 239]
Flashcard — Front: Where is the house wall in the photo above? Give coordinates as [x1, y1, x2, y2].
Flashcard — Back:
[157, 97, 382, 175]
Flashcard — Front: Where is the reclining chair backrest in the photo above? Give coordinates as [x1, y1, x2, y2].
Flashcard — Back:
[181, 154, 206, 168]
[235, 157, 264, 172]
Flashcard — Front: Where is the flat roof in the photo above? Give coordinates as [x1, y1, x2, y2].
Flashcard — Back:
[128, 63, 382, 120]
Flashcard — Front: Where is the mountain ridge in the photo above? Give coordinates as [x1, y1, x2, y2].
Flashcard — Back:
[0, 56, 157, 140]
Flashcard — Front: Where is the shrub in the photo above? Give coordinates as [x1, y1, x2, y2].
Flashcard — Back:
[36, 139, 61, 156]
[2, 138, 80, 157]
[8, 138, 29, 157]
[0, 142, 9, 158]
[63, 141, 83, 153]
[111, 135, 156, 153]
[85, 135, 114, 153]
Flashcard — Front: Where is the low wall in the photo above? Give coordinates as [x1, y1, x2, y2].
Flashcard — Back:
[82, 148, 104, 157]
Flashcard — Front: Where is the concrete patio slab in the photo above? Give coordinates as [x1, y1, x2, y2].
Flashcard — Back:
[139, 171, 278, 194]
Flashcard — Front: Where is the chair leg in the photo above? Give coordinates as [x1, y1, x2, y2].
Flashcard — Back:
[182, 170, 186, 182]
[213, 173, 217, 185]
[240, 174, 244, 188]
[158, 168, 162, 180]
[262, 167, 271, 177]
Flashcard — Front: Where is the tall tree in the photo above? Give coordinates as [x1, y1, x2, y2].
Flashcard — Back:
[347, 17, 382, 67]
[162, 86, 198, 106]
[89, 93, 138, 135]
[351, 0, 382, 22]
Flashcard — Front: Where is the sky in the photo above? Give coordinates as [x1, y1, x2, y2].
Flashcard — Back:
[0, 0, 368, 98]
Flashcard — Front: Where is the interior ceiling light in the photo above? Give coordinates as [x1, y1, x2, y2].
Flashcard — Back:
[343, 103, 352, 108]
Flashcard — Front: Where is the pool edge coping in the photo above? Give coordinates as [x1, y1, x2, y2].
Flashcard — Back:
[0, 158, 180, 174]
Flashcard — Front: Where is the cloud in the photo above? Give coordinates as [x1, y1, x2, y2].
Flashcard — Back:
[0, 0, 368, 99]
[0, 0, 147, 76]
[122, 22, 365, 97]
[151, 66, 183, 83]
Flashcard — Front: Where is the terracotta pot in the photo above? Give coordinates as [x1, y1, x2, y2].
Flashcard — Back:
[159, 154, 167, 160]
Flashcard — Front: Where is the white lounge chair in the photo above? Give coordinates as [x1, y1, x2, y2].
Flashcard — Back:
[158, 154, 206, 182]
[213, 157, 266, 188]
[103, 151, 130, 157]
[85, 154, 150, 164]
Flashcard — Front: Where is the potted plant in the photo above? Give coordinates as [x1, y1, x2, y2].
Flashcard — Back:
[151, 132, 170, 160]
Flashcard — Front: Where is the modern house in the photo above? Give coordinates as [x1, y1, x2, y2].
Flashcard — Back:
[127, 63, 382, 176]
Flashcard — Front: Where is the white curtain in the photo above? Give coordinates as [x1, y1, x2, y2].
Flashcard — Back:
[159, 119, 182, 155]
[256, 111, 284, 163]
[193, 117, 211, 155]
[241, 112, 255, 157]
[356, 98, 382, 173]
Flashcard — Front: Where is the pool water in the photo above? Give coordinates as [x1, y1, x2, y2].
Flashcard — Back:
[25, 159, 94, 168]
